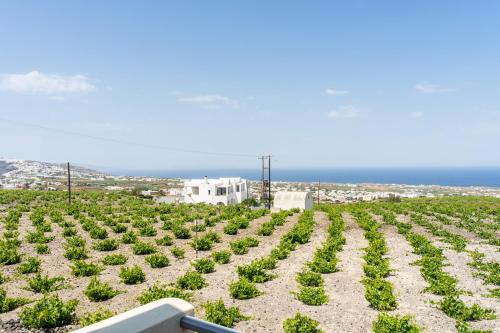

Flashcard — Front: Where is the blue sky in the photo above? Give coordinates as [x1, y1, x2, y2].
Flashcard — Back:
[0, 1, 499, 170]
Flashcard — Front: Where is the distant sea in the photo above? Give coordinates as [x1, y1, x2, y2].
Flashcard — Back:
[114, 167, 500, 188]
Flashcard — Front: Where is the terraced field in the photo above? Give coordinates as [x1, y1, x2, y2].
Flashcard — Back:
[0, 190, 499, 332]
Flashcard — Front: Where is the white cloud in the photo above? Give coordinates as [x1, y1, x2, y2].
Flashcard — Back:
[178, 94, 238, 109]
[411, 111, 424, 118]
[414, 83, 454, 93]
[0, 71, 95, 96]
[327, 105, 361, 119]
[325, 88, 350, 96]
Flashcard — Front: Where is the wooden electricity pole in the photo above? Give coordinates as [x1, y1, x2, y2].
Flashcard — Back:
[317, 180, 320, 205]
[258, 155, 271, 209]
[67, 162, 71, 207]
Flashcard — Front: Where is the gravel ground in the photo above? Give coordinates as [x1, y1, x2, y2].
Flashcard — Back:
[2, 206, 499, 333]
[379, 222, 456, 332]
[232, 211, 331, 333]
[399, 214, 500, 333]
[317, 212, 378, 332]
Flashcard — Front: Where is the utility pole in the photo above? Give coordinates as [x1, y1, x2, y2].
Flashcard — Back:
[258, 155, 271, 209]
[317, 180, 321, 205]
[67, 162, 71, 207]
[194, 219, 198, 258]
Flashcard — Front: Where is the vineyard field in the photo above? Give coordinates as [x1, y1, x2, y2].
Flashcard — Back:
[0, 190, 499, 333]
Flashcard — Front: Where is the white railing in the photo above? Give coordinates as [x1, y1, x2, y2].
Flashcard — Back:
[72, 298, 240, 333]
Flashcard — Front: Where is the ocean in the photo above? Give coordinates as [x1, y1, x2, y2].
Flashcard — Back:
[116, 167, 500, 188]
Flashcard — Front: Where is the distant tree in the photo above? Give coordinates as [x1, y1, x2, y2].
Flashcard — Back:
[131, 185, 150, 197]
[385, 194, 401, 202]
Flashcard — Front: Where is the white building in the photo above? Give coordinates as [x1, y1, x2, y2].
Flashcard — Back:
[183, 177, 249, 205]
[273, 191, 313, 211]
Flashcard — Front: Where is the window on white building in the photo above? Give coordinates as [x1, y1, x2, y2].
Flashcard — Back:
[236, 185, 240, 192]
[208, 190, 211, 195]
[191, 186, 199, 195]
[216, 187, 227, 196]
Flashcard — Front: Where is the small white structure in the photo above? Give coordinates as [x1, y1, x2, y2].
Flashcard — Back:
[72, 298, 193, 333]
[273, 191, 313, 211]
[184, 177, 248, 205]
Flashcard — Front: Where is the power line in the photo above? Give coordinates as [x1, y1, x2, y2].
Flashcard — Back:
[0, 117, 257, 158]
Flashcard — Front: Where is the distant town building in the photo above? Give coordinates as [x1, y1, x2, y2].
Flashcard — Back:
[273, 191, 313, 211]
[183, 177, 248, 205]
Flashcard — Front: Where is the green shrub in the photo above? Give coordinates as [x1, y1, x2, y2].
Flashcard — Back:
[486, 288, 500, 299]
[66, 236, 86, 247]
[191, 236, 213, 251]
[121, 231, 138, 244]
[229, 278, 261, 299]
[192, 258, 215, 273]
[237, 262, 276, 283]
[171, 246, 185, 259]
[271, 244, 292, 260]
[85, 277, 120, 302]
[191, 223, 206, 232]
[176, 271, 207, 290]
[439, 296, 496, 321]
[20, 296, 78, 328]
[0, 241, 21, 265]
[119, 266, 145, 284]
[146, 253, 170, 268]
[229, 237, 257, 255]
[230, 240, 248, 255]
[27, 273, 65, 293]
[155, 234, 173, 246]
[79, 309, 114, 327]
[26, 231, 54, 244]
[241, 236, 259, 247]
[172, 226, 191, 239]
[111, 223, 127, 233]
[71, 261, 102, 277]
[253, 256, 277, 269]
[203, 299, 249, 328]
[138, 284, 192, 304]
[363, 278, 398, 311]
[89, 227, 108, 240]
[62, 227, 77, 237]
[364, 260, 391, 279]
[93, 239, 119, 251]
[139, 225, 157, 237]
[64, 245, 88, 261]
[283, 313, 324, 333]
[35, 243, 50, 254]
[223, 222, 239, 235]
[17, 257, 41, 274]
[132, 241, 157, 255]
[205, 231, 221, 243]
[296, 270, 323, 287]
[212, 250, 231, 264]
[257, 222, 274, 236]
[0, 288, 30, 313]
[102, 253, 128, 265]
[295, 286, 329, 305]
[373, 313, 421, 333]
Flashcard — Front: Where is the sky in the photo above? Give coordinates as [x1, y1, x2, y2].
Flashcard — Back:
[0, 1, 499, 171]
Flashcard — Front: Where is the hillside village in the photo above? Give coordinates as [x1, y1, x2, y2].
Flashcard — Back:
[1, 159, 499, 203]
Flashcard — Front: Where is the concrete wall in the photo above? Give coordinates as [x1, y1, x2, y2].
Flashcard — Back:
[273, 191, 313, 211]
[72, 298, 194, 333]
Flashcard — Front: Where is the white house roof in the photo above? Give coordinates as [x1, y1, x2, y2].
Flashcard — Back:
[184, 177, 244, 187]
